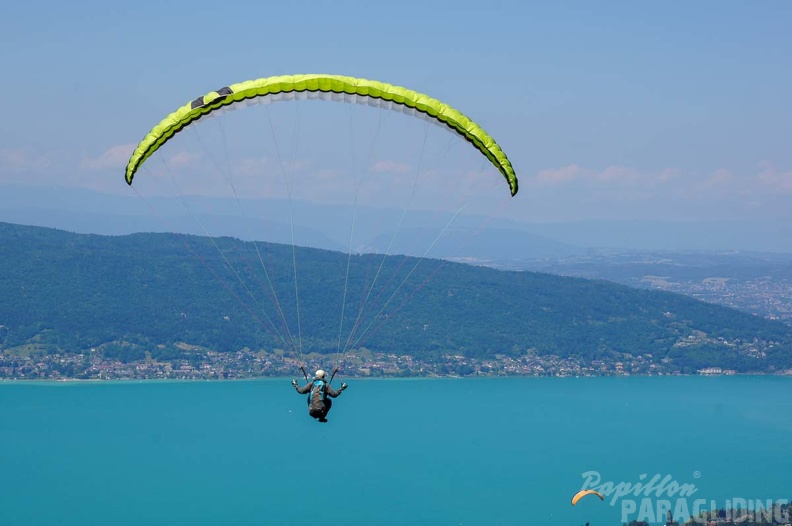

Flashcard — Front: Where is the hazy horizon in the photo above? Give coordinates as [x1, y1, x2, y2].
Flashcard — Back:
[2, 1, 790, 237]
[1, 183, 791, 255]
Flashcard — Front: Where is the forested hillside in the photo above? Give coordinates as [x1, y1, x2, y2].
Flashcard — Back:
[1, 222, 791, 372]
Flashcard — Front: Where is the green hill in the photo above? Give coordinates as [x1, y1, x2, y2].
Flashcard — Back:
[1, 221, 790, 373]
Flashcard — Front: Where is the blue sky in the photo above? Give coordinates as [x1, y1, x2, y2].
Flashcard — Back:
[1, 0, 790, 224]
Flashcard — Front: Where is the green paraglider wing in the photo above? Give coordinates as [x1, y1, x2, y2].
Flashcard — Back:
[124, 74, 518, 196]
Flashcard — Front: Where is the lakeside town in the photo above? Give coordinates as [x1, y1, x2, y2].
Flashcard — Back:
[1, 333, 785, 381]
[642, 274, 792, 324]
[511, 254, 792, 325]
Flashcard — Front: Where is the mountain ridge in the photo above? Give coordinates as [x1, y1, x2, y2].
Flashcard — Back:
[1, 221, 791, 373]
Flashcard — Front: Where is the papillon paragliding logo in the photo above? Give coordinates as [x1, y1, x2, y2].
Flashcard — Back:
[577, 470, 791, 525]
[577, 470, 699, 507]
[575, 470, 701, 524]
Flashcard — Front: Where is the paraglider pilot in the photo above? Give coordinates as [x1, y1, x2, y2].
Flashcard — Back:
[292, 370, 347, 423]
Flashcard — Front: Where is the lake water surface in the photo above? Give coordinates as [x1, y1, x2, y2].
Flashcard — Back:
[1, 376, 790, 525]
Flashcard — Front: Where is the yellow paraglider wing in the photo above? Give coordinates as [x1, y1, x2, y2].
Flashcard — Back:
[124, 74, 518, 196]
[571, 489, 604, 506]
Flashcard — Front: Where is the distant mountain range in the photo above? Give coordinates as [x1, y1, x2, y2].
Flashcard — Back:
[1, 184, 791, 258]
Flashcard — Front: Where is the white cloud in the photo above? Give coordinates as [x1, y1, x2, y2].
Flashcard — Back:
[369, 160, 412, 174]
[312, 168, 346, 181]
[80, 144, 136, 170]
[229, 157, 270, 177]
[284, 160, 311, 172]
[3, 141, 790, 223]
[536, 164, 583, 185]
[514, 162, 792, 222]
[0, 148, 56, 173]
[80, 146, 205, 177]
[755, 161, 792, 193]
[534, 164, 679, 188]
[167, 151, 203, 170]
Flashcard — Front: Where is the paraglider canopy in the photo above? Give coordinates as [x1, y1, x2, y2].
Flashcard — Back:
[122, 73, 520, 380]
[571, 489, 604, 506]
[124, 74, 518, 196]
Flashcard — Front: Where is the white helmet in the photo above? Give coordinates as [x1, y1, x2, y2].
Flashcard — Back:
[315, 369, 326, 379]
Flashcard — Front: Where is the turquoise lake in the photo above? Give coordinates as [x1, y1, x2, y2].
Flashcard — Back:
[1, 376, 790, 525]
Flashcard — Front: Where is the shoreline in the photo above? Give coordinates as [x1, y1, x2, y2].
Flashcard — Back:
[2, 372, 791, 385]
